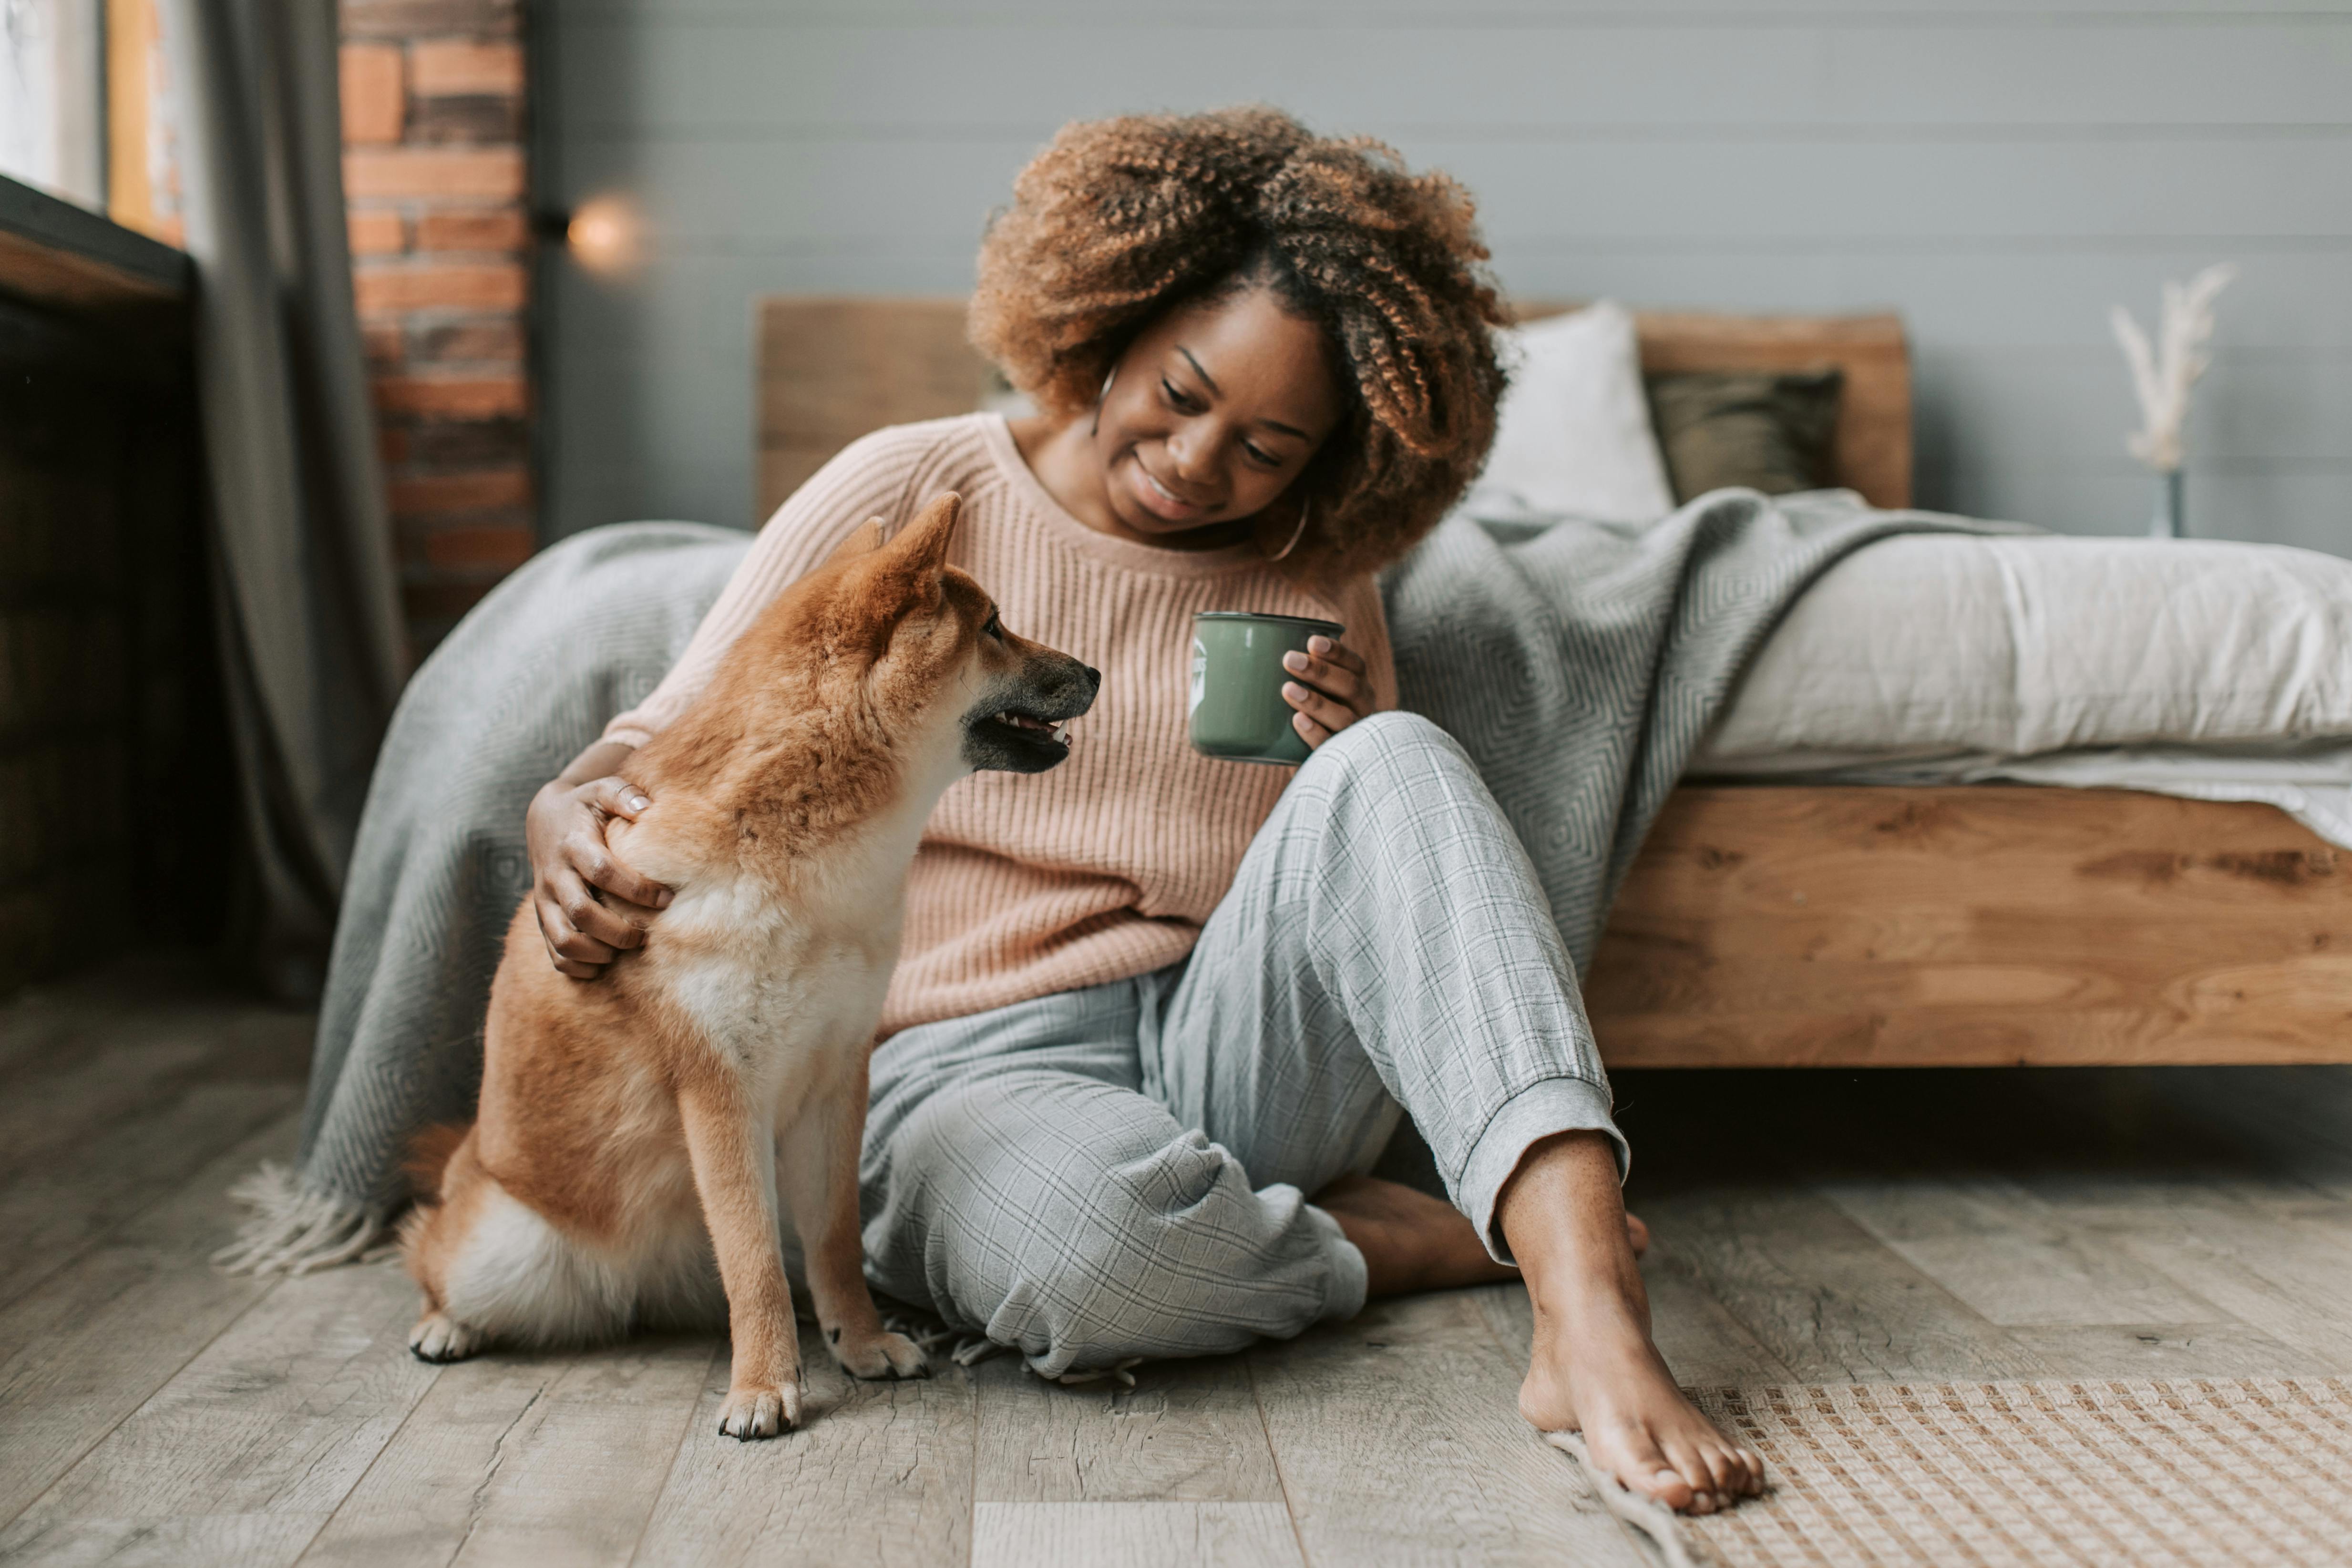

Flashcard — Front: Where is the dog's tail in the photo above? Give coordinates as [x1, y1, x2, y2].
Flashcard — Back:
[404, 1122, 472, 1203]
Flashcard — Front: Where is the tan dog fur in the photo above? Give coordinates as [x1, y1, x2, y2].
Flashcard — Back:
[399, 493, 1098, 1437]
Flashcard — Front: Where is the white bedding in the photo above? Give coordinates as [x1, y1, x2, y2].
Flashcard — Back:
[1693, 528, 2352, 845]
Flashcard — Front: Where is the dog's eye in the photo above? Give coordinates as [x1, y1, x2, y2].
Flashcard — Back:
[982, 610, 1004, 641]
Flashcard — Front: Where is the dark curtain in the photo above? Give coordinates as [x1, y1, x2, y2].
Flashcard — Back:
[160, 0, 409, 998]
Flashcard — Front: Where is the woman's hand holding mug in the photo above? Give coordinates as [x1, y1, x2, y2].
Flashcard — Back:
[1189, 613, 1363, 764]
[1281, 634, 1369, 748]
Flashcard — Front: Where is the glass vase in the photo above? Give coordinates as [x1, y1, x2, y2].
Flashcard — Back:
[2147, 468, 2185, 539]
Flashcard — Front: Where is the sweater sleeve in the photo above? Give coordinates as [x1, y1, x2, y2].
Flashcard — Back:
[601, 425, 936, 747]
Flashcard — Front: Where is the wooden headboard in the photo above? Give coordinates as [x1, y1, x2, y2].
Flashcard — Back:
[756, 297, 1912, 520]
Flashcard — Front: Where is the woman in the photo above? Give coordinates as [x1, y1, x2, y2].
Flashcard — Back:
[527, 109, 1761, 1514]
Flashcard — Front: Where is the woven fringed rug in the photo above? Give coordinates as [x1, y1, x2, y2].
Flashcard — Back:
[1682, 1379, 2352, 1568]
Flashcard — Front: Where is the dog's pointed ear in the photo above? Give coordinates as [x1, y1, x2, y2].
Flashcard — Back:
[824, 518, 885, 567]
[887, 492, 963, 574]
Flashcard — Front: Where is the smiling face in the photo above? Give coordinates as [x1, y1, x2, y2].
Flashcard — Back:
[1078, 283, 1345, 548]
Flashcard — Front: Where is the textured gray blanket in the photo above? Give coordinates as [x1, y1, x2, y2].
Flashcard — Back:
[222, 490, 2015, 1274]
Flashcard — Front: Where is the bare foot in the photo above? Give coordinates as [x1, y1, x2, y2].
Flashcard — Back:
[1517, 1281, 1763, 1514]
[1316, 1175, 1651, 1295]
[1315, 1176, 1651, 1295]
[1498, 1132, 1763, 1516]
[1316, 1175, 1516, 1295]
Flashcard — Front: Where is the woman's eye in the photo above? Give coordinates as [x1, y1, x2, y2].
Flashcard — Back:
[1161, 379, 1200, 412]
[1243, 443, 1280, 468]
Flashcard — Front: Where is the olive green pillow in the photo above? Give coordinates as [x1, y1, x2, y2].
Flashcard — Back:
[1644, 368, 1843, 503]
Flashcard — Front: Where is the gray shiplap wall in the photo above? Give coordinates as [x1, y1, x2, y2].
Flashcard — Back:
[535, 1, 2352, 555]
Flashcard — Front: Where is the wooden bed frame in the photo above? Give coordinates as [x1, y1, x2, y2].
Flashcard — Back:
[758, 297, 2352, 1069]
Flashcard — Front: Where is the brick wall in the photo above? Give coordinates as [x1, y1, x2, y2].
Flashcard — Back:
[339, 0, 533, 653]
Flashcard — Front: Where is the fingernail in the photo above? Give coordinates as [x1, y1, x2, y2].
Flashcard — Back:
[1283, 681, 1307, 700]
[1309, 635, 1331, 653]
[1283, 651, 1308, 672]
[628, 795, 650, 812]
[656, 891, 673, 908]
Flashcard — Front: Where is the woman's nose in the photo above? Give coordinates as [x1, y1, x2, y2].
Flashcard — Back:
[1166, 422, 1216, 483]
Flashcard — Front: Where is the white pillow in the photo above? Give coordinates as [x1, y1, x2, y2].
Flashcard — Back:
[1464, 300, 1675, 525]
[1695, 533, 2352, 766]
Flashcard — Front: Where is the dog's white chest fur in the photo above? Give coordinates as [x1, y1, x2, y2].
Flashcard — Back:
[653, 855, 904, 1111]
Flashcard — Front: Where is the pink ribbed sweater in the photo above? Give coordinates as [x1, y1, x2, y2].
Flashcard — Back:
[605, 414, 1396, 1037]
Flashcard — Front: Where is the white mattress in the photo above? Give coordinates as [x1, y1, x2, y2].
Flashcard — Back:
[1692, 532, 2352, 846]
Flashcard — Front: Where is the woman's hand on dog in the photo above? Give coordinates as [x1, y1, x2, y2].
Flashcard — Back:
[526, 748, 673, 980]
[1281, 635, 1370, 750]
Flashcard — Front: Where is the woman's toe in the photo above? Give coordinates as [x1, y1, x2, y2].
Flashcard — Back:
[1644, 1466, 1697, 1510]
[1661, 1440, 1726, 1511]
[1599, 1425, 1693, 1510]
[1696, 1443, 1744, 1497]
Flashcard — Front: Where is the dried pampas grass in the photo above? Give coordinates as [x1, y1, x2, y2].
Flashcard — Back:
[2110, 263, 2235, 473]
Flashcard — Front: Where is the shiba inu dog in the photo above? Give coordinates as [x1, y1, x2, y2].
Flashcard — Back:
[399, 492, 1099, 1437]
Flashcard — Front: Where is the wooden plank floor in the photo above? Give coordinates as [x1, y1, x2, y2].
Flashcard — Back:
[5, 953, 2351, 1567]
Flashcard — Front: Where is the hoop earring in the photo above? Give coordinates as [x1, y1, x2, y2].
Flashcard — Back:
[1090, 368, 1115, 436]
[1266, 495, 1312, 562]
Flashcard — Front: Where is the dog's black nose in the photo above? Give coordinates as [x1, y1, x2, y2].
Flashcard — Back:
[1083, 666, 1102, 689]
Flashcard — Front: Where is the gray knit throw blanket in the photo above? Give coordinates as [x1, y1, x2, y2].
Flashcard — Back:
[221, 491, 2017, 1274]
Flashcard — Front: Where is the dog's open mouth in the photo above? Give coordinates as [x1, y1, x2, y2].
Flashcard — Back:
[966, 706, 1076, 769]
[963, 662, 1096, 775]
[993, 711, 1072, 745]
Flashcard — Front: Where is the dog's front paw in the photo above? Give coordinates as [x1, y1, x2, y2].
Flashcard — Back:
[409, 1311, 486, 1363]
[717, 1381, 802, 1439]
[832, 1328, 929, 1381]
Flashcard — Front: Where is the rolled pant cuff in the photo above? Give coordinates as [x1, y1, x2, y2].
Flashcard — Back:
[1457, 1076, 1629, 1265]
[1301, 1200, 1369, 1323]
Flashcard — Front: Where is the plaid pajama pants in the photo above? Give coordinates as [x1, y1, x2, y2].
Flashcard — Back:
[859, 711, 1626, 1377]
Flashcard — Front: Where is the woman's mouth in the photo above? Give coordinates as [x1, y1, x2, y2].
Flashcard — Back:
[1129, 457, 1208, 522]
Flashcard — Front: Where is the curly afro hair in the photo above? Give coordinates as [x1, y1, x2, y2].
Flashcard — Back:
[969, 106, 1508, 582]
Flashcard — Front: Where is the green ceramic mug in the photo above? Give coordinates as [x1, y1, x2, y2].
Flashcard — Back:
[1188, 611, 1345, 766]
